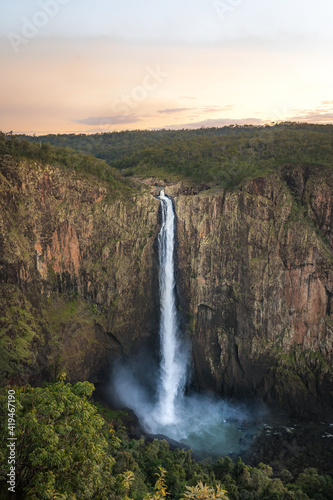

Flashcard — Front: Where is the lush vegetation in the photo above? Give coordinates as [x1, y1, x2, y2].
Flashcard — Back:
[16, 123, 333, 188]
[1, 126, 333, 498]
[0, 132, 133, 196]
[1, 381, 332, 499]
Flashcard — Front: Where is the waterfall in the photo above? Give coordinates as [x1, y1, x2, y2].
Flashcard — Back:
[111, 188, 258, 458]
[156, 189, 188, 425]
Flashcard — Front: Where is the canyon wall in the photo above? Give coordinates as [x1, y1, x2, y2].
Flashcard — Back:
[173, 167, 333, 420]
[0, 155, 160, 384]
[1, 154, 332, 420]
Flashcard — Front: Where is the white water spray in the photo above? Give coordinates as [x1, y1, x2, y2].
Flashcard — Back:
[156, 189, 188, 424]
[111, 189, 265, 458]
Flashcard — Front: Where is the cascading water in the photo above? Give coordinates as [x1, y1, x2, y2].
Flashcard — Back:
[111, 188, 266, 458]
[156, 189, 188, 424]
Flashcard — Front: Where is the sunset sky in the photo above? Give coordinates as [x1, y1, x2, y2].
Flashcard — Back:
[1, 0, 333, 134]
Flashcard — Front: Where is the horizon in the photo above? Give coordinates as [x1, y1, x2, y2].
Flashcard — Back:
[4, 121, 333, 138]
[1, 1, 333, 134]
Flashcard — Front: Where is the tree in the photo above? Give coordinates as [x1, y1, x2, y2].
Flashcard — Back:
[0, 379, 117, 499]
[144, 468, 169, 500]
[181, 482, 229, 499]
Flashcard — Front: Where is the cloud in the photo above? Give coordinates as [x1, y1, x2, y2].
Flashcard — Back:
[201, 105, 234, 113]
[157, 105, 235, 117]
[290, 111, 333, 123]
[162, 117, 263, 130]
[157, 108, 191, 114]
[74, 115, 141, 125]
[288, 101, 333, 123]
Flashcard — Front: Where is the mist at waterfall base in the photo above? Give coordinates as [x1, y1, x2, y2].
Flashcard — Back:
[110, 191, 267, 459]
[111, 355, 267, 459]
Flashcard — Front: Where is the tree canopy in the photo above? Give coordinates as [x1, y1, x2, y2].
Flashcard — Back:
[13, 123, 333, 188]
[1, 381, 333, 499]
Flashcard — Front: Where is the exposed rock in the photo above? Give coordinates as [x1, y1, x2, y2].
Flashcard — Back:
[0, 156, 160, 384]
[1, 155, 332, 421]
[174, 171, 333, 420]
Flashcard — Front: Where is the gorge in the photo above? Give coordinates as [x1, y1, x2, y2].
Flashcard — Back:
[1, 127, 333, 496]
[0, 151, 332, 425]
[1, 128, 333, 431]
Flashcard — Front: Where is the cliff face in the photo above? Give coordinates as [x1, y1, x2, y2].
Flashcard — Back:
[0, 155, 160, 384]
[1, 155, 332, 420]
[174, 168, 333, 420]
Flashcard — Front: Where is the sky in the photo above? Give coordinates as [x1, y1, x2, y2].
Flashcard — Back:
[1, 0, 333, 134]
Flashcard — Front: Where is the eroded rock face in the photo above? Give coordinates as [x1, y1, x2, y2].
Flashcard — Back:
[173, 171, 333, 420]
[1, 155, 332, 420]
[0, 156, 160, 384]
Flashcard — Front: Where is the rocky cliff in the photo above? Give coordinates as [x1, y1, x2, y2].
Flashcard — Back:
[172, 166, 333, 420]
[1, 154, 332, 420]
[0, 155, 160, 384]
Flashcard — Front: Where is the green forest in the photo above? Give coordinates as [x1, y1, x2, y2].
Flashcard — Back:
[1, 379, 332, 499]
[15, 123, 333, 187]
[1, 125, 333, 499]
